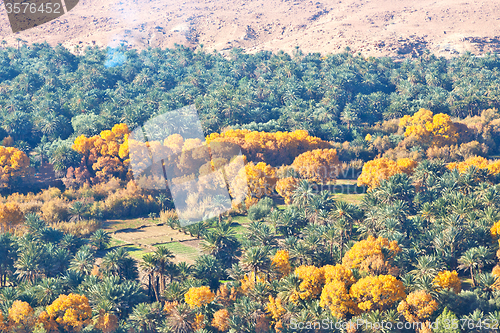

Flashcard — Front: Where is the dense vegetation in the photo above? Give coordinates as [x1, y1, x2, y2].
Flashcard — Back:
[2, 43, 500, 332]
[1, 43, 500, 164]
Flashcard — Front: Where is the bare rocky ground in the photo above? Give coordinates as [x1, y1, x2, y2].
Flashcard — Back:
[1, 0, 500, 58]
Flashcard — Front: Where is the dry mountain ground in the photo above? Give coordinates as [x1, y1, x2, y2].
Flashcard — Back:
[1, 0, 500, 57]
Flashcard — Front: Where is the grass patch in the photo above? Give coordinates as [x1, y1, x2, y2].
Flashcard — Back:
[122, 244, 149, 260]
[231, 223, 248, 241]
[109, 237, 126, 248]
[155, 242, 200, 262]
[231, 215, 251, 225]
[335, 193, 364, 204]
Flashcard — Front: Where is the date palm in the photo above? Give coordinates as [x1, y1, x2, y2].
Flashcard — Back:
[69, 245, 95, 275]
[458, 248, 480, 287]
[241, 246, 271, 282]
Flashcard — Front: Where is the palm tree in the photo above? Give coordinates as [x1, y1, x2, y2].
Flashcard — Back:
[69, 201, 88, 222]
[409, 255, 442, 279]
[458, 248, 480, 287]
[90, 229, 111, 250]
[153, 246, 175, 293]
[0, 233, 17, 287]
[194, 255, 223, 289]
[33, 277, 62, 306]
[128, 302, 165, 333]
[292, 180, 315, 208]
[278, 274, 302, 304]
[166, 303, 194, 333]
[140, 253, 159, 302]
[201, 221, 239, 265]
[69, 245, 95, 275]
[175, 262, 193, 280]
[241, 246, 271, 282]
[14, 242, 45, 283]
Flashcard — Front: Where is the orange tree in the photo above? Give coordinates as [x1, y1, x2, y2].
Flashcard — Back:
[290, 148, 341, 183]
[0, 146, 30, 188]
[342, 235, 401, 275]
[349, 275, 406, 313]
[357, 157, 418, 189]
[206, 129, 330, 166]
[399, 108, 458, 147]
[0, 202, 24, 233]
[39, 293, 92, 332]
[70, 123, 131, 184]
[397, 290, 438, 323]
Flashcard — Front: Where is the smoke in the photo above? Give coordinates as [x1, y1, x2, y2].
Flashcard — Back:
[104, 47, 126, 68]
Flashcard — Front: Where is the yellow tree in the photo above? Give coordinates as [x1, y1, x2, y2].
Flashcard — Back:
[41, 294, 92, 333]
[399, 108, 458, 147]
[397, 290, 438, 323]
[239, 161, 277, 208]
[275, 177, 299, 205]
[342, 235, 401, 275]
[349, 275, 406, 312]
[93, 311, 119, 333]
[71, 123, 131, 183]
[271, 250, 292, 277]
[322, 264, 356, 286]
[0, 146, 30, 187]
[433, 270, 462, 294]
[320, 279, 356, 318]
[8, 300, 35, 332]
[185, 286, 215, 308]
[0, 202, 24, 232]
[294, 265, 325, 301]
[357, 157, 417, 189]
[212, 309, 230, 332]
[291, 149, 341, 183]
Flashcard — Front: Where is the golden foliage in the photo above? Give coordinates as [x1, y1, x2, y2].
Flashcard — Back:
[322, 264, 356, 286]
[357, 157, 417, 189]
[447, 156, 500, 175]
[8, 300, 35, 331]
[342, 236, 400, 275]
[240, 272, 265, 294]
[194, 313, 205, 330]
[212, 309, 230, 332]
[291, 149, 341, 183]
[184, 286, 215, 308]
[320, 279, 356, 318]
[0, 146, 29, 186]
[266, 296, 286, 321]
[93, 310, 119, 333]
[397, 290, 438, 322]
[71, 124, 131, 183]
[491, 220, 500, 239]
[206, 129, 330, 166]
[294, 265, 325, 301]
[271, 250, 292, 277]
[0, 202, 24, 232]
[241, 161, 277, 206]
[40, 197, 69, 223]
[399, 108, 458, 147]
[43, 293, 92, 333]
[275, 177, 299, 205]
[349, 275, 406, 312]
[433, 270, 461, 294]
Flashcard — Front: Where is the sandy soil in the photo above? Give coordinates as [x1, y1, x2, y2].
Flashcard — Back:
[1, 0, 500, 58]
[114, 224, 195, 244]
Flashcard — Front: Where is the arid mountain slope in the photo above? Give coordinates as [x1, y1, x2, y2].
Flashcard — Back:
[1, 0, 500, 58]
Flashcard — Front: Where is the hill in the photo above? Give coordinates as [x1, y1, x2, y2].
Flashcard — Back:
[1, 0, 500, 58]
